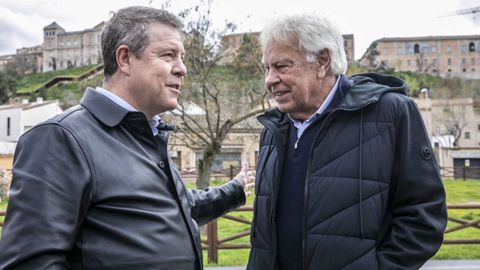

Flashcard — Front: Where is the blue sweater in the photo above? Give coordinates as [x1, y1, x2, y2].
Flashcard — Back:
[276, 119, 324, 270]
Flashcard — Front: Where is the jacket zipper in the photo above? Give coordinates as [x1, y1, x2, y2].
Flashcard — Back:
[257, 116, 288, 270]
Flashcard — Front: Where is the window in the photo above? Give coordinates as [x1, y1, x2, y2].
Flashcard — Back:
[448, 58, 452, 65]
[423, 59, 428, 66]
[406, 44, 413, 55]
[471, 58, 475, 65]
[414, 44, 420, 54]
[431, 46, 437, 53]
[383, 48, 389, 55]
[446, 45, 452, 54]
[462, 58, 466, 65]
[7, 117, 10, 136]
[407, 59, 411, 66]
[461, 45, 467, 53]
[432, 58, 437, 65]
[478, 124, 480, 131]
[397, 47, 403, 55]
[465, 131, 470, 139]
[421, 45, 429, 54]
[470, 42, 476, 52]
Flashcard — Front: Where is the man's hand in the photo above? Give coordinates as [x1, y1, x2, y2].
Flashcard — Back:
[234, 162, 255, 196]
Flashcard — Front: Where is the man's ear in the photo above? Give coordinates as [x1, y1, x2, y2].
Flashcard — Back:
[116, 45, 132, 76]
[316, 49, 331, 78]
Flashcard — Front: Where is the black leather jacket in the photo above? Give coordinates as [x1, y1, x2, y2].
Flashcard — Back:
[247, 74, 447, 270]
[0, 89, 246, 270]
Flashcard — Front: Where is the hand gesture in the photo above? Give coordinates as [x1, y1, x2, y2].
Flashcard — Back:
[234, 162, 255, 196]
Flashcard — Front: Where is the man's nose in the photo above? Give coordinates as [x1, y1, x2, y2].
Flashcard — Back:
[265, 69, 280, 90]
[173, 59, 187, 77]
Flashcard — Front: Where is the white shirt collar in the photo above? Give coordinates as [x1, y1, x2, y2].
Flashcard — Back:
[95, 87, 160, 136]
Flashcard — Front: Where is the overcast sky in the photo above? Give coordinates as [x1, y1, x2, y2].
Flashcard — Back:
[0, 0, 479, 59]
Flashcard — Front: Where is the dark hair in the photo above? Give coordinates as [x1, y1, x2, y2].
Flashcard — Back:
[101, 6, 183, 79]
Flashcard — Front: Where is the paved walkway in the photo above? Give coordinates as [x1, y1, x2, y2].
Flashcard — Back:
[205, 260, 480, 270]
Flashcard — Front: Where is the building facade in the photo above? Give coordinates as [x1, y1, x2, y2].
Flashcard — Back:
[0, 54, 15, 73]
[16, 45, 43, 74]
[43, 21, 104, 72]
[361, 35, 480, 79]
[416, 95, 480, 178]
[0, 98, 63, 142]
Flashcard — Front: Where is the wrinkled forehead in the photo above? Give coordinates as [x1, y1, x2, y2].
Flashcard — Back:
[262, 39, 304, 64]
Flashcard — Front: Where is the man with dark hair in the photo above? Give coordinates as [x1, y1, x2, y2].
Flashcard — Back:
[247, 14, 447, 270]
[0, 6, 248, 270]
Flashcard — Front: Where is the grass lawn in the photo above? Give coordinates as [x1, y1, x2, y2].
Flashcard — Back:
[14, 65, 98, 94]
[0, 179, 478, 265]
[198, 179, 480, 266]
[433, 179, 480, 259]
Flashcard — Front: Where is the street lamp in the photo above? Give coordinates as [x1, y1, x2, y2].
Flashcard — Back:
[420, 88, 429, 99]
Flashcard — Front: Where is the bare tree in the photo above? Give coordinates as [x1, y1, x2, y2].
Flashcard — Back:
[165, 1, 269, 188]
[434, 101, 470, 147]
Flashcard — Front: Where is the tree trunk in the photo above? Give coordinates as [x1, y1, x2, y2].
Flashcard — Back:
[196, 143, 221, 189]
[197, 157, 212, 189]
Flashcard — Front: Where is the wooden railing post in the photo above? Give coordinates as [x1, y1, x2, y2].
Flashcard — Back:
[229, 165, 234, 180]
[207, 220, 218, 263]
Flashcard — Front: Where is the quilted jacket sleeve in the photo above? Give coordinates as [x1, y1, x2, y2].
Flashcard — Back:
[377, 99, 447, 269]
[0, 124, 92, 270]
[188, 180, 246, 226]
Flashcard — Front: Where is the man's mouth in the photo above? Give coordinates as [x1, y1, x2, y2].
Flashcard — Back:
[272, 90, 290, 97]
[166, 84, 180, 90]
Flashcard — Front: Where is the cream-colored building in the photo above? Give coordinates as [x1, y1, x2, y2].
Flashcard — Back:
[416, 94, 480, 178]
[168, 128, 261, 172]
[219, 32, 355, 65]
[416, 95, 480, 148]
[361, 35, 480, 79]
[43, 21, 104, 72]
[15, 45, 43, 74]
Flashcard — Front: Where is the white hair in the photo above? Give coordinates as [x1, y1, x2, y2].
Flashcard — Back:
[260, 13, 348, 75]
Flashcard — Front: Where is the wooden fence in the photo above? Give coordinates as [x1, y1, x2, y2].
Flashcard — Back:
[0, 200, 479, 264]
[441, 166, 480, 180]
[201, 203, 480, 263]
[202, 206, 252, 263]
[443, 203, 480, 245]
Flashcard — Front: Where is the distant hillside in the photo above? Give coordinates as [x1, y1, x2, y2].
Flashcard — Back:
[347, 63, 480, 99]
[13, 65, 104, 109]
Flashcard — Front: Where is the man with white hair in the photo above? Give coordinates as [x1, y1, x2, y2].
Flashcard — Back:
[247, 14, 447, 270]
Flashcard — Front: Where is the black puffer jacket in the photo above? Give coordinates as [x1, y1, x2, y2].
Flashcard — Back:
[247, 73, 447, 270]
